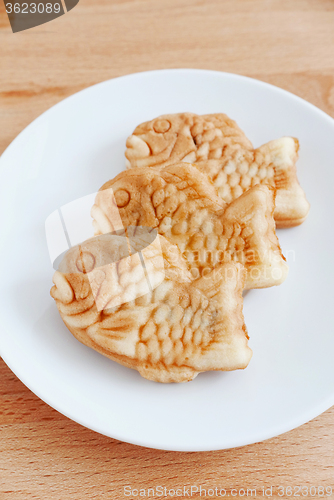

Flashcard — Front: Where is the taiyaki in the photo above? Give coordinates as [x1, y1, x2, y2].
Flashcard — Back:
[91, 163, 288, 290]
[51, 232, 252, 383]
[125, 113, 310, 227]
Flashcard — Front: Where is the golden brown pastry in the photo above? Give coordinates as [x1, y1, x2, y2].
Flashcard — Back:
[91, 163, 288, 290]
[51, 232, 252, 383]
[125, 113, 310, 227]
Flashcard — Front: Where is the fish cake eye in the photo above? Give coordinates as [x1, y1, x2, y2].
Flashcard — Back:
[153, 119, 171, 133]
[114, 189, 131, 207]
[76, 252, 95, 273]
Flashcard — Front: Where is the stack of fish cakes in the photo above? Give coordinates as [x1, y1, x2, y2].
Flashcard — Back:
[51, 113, 310, 383]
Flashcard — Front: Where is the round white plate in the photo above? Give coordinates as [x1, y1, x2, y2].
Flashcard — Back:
[1, 69, 333, 452]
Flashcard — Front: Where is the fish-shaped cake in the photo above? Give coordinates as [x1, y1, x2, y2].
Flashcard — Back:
[51, 232, 252, 383]
[125, 113, 310, 227]
[91, 163, 288, 290]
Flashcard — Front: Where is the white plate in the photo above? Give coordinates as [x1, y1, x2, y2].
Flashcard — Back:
[1, 69, 333, 452]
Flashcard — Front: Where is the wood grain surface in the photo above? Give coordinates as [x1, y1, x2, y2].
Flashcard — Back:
[1, 0, 334, 498]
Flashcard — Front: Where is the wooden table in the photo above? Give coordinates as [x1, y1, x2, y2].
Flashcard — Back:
[1, 1, 334, 497]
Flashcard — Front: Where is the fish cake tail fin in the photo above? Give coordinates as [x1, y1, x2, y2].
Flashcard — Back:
[189, 262, 252, 371]
[221, 185, 289, 289]
[191, 261, 246, 300]
[256, 137, 310, 227]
